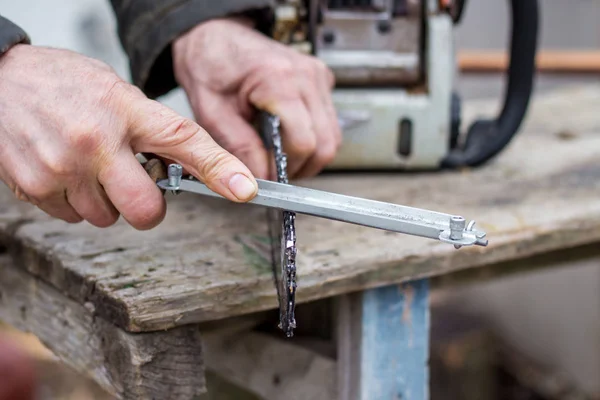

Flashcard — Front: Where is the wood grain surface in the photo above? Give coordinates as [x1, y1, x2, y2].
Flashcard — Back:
[0, 256, 206, 399]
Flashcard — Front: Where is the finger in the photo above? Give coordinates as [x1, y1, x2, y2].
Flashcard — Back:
[98, 148, 166, 230]
[11, 175, 82, 223]
[0, 338, 36, 400]
[244, 65, 318, 178]
[263, 98, 316, 178]
[127, 99, 258, 203]
[199, 105, 270, 179]
[5, 164, 82, 223]
[294, 76, 339, 179]
[313, 59, 336, 108]
[315, 62, 342, 148]
[34, 190, 83, 224]
[66, 180, 120, 228]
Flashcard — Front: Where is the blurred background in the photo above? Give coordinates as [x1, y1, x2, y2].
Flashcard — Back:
[0, 0, 599, 399]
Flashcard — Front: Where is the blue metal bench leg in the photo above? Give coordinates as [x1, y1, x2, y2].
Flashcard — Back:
[337, 279, 430, 400]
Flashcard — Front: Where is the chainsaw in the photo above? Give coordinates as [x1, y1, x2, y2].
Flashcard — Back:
[261, 0, 539, 170]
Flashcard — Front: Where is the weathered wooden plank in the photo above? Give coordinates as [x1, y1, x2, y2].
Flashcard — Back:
[1, 85, 600, 332]
[0, 256, 206, 399]
[337, 280, 430, 400]
[433, 242, 600, 289]
[203, 331, 336, 400]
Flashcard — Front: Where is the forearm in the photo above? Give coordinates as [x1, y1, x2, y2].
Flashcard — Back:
[109, 0, 274, 99]
[0, 15, 30, 57]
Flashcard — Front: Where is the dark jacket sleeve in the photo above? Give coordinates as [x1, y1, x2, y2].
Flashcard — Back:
[109, 0, 275, 99]
[0, 16, 31, 57]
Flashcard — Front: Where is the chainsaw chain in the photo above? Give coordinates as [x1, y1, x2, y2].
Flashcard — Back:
[262, 112, 298, 337]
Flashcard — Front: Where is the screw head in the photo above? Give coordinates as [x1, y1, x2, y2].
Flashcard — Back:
[322, 30, 335, 44]
[377, 20, 392, 34]
[449, 216, 466, 240]
[168, 164, 183, 189]
[168, 163, 183, 176]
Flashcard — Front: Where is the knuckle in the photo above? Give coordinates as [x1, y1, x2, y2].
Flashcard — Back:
[197, 148, 235, 182]
[38, 148, 75, 177]
[319, 143, 338, 165]
[302, 57, 331, 81]
[4, 178, 27, 203]
[162, 117, 206, 148]
[65, 214, 84, 224]
[85, 200, 120, 228]
[93, 215, 118, 229]
[326, 69, 336, 88]
[298, 60, 317, 79]
[321, 62, 336, 87]
[66, 123, 105, 155]
[291, 131, 317, 157]
[13, 185, 32, 204]
[90, 209, 120, 228]
[133, 204, 164, 230]
[29, 186, 57, 204]
[334, 124, 343, 146]
[218, 136, 257, 158]
[99, 79, 139, 108]
[126, 197, 165, 230]
[17, 179, 56, 205]
[336, 135, 343, 150]
[313, 58, 329, 74]
[123, 83, 144, 98]
[89, 58, 115, 73]
[308, 56, 335, 87]
[140, 206, 165, 229]
[267, 57, 295, 76]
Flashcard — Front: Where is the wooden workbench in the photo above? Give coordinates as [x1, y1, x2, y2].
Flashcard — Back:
[1, 84, 600, 399]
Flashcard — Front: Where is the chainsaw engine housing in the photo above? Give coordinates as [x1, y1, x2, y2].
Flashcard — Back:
[269, 0, 539, 170]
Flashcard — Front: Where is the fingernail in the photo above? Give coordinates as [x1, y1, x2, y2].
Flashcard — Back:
[229, 174, 258, 201]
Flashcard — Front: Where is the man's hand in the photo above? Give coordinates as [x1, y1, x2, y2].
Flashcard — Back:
[172, 17, 342, 180]
[0, 45, 258, 229]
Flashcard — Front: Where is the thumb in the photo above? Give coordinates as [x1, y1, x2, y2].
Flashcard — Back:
[127, 99, 258, 202]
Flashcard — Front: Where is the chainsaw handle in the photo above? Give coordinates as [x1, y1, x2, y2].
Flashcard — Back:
[442, 0, 539, 168]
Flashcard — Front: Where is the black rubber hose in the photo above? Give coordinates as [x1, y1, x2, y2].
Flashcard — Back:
[452, 0, 467, 24]
[442, 0, 539, 168]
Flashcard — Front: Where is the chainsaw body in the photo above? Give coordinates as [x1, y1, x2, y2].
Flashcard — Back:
[269, 0, 539, 170]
